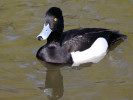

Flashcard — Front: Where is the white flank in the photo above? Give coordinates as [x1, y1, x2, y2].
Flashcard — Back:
[37, 24, 52, 40]
[71, 37, 108, 66]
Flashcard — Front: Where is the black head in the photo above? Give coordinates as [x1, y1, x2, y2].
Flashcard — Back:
[45, 7, 64, 33]
[37, 7, 64, 41]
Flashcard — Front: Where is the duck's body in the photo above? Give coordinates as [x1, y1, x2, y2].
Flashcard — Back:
[36, 7, 127, 65]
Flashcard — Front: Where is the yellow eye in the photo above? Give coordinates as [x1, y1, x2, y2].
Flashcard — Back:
[54, 18, 57, 21]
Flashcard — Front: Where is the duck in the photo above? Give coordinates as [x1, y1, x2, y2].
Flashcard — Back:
[36, 7, 127, 66]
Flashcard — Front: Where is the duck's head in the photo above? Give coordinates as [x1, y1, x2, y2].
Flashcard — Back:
[37, 7, 64, 41]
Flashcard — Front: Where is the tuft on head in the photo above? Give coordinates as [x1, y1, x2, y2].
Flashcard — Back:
[46, 7, 63, 18]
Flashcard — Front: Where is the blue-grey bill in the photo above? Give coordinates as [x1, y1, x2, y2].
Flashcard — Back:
[37, 24, 52, 40]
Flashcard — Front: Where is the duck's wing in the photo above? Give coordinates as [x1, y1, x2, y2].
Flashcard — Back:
[62, 28, 127, 52]
[62, 34, 95, 52]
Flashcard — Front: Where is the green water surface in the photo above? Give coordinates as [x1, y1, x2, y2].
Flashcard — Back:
[0, 0, 133, 100]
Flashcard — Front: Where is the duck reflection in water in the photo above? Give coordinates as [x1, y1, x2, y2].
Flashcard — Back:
[39, 62, 64, 100]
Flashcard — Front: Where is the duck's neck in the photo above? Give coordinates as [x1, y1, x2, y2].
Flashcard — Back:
[47, 31, 62, 44]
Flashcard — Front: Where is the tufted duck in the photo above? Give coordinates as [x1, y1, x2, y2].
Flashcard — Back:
[36, 7, 127, 66]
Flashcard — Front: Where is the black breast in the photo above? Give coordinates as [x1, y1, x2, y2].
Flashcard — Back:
[36, 42, 73, 64]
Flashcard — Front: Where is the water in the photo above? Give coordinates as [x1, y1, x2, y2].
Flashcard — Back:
[0, 0, 133, 100]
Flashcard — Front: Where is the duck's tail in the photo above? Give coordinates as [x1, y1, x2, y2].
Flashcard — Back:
[109, 30, 127, 46]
